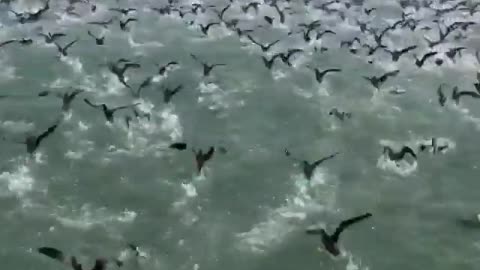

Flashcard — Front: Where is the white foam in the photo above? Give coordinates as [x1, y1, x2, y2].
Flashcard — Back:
[236, 171, 337, 254]
[0, 165, 34, 197]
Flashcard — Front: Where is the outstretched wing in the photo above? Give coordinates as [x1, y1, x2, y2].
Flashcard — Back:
[84, 98, 103, 108]
[111, 102, 140, 112]
[64, 39, 79, 51]
[0, 40, 16, 47]
[35, 122, 59, 147]
[312, 152, 339, 167]
[331, 213, 372, 243]
[37, 247, 67, 264]
[204, 146, 215, 161]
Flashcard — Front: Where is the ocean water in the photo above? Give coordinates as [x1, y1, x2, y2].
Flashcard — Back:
[0, 0, 480, 269]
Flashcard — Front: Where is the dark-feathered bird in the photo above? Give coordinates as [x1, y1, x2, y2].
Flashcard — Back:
[306, 213, 372, 256]
[383, 146, 417, 161]
[84, 98, 140, 123]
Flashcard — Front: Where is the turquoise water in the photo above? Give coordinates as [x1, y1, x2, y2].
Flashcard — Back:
[0, 0, 480, 269]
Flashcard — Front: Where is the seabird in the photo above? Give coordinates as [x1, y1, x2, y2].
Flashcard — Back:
[384, 45, 417, 62]
[445, 47, 466, 63]
[0, 38, 33, 48]
[308, 67, 341, 84]
[364, 7, 376, 15]
[193, 146, 215, 174]
[329, 108, 351, 121]
[363, 70, 400, 89]
[316, 30, 336, 40]
[107, 59, 141, 88]
[214, 4, 231, 21]
[285, 149, 339, 180]
[54, 39, 78, 57]
[362, 43, 386, 56]
[306, 213, 372, 256]
[437, 84, 447, 106]
[264, 16, 274, 25]
[84, 98, 140, 123]
[39, 88, 85, 112]
[156, 61, 178, 76]
[190, 54, 225, 76]
[261, 54, 281, 70]
[87, 30, 105, 45]
[38, 247, 108, 270]
[130, 76, 153, 98]
[8, 120, 60, 154]
[38, 32, 66, 44]
[119, 18, 137, 31]
[272, 3, 285, 24]
[199, 22, 221, 35]
[163, 85, 182, 103]
[383, 146, 417, 161]
[246, 35, 280, 52]
[451, 86, 480, 105]
[277, 49, 303, 66]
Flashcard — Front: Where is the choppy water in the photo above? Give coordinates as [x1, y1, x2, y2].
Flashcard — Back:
[1, 0, 480, 269]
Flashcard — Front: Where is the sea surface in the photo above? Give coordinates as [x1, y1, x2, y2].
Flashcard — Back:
[0, 0, 480, 269]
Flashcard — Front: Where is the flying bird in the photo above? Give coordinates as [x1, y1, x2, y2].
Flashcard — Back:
[383, 146, 417, 161]
[285, 149, 339, 180]
[190, 54, 225, 76]
[84, 98, 140, 123]
[54, 39, 78, 56]
[363, 70, 400, 89]
[306, 213, 372, 256]
[308, 67, 342, 84]
[194, 147, 215, 174]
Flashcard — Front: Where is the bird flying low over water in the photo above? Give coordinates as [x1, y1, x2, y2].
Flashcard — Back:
[5, 119, 61, 154]
[285, 149, 339, 180]
[84, 98, 140, 123]
[383, 145, 417, 161]
[306, 213, 373, 256]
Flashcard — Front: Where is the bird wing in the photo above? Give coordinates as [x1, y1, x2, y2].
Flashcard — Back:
[421, 51, 437, 61]
[203, 146, 215, 161]
[190, 53, 202, 63]
[64, 39, 79, 51]
[68, 88, 85, 99]
[37, 247, 67, 264]
[112, 103, 140, 112]
[324, 68, 341, 74]
[35, 122, 59, 147]
[458, 91, 480, 98]
[126, 18, 138, 24]
[246, 35, 260, 46]
[400, 45, 417, 54]
[84, 98, 103, 108]
[0, 40, 16, 47]
[312, 152, 339, 167]
[331, 213, 372, 243]
[266, 39, 280, 49]
[51, 33, 66, 39]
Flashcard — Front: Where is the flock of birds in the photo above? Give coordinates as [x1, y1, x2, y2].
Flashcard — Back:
[0, 0, 480, 269]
